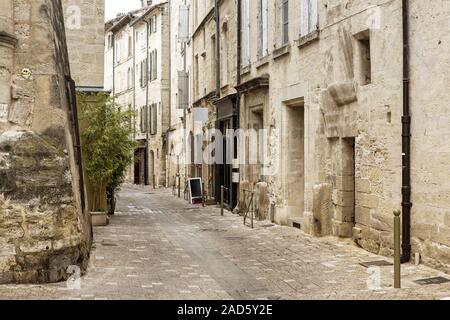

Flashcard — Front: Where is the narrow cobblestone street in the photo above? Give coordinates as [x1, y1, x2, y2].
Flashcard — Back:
[1, 185, 450, 300]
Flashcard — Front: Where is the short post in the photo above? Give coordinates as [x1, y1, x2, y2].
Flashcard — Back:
[177, 175, 181, 198]
[220, 186, 224, 216]
[202, 183, 206, 207]
[251, 191, 254, 229]
[394, 210, 401, 289]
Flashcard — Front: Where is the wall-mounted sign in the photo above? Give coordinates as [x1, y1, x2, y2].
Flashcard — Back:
[232, 172, 240, 184]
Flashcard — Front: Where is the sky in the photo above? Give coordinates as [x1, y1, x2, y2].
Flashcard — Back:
[105, 0, 142, 22]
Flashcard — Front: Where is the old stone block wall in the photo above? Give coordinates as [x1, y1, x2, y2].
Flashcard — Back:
[0, 0, 91, 284]
[216, 0, 450, 272]
[62, 0, 105, 88]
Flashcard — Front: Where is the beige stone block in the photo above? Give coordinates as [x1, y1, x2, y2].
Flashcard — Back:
[356, 192, 379, 209]
[334, 205, 354, 222]
[335, 190, 354, 206]
[359, 224, 381, 242]
[19, 241, 52, 254]
[434, 227, 450, 247]
[445, 213, 450, 227]
[356, 179, 371, 193]
[332, 220, 353, 238]
[411, 223, 438, 241]
[336, 175, 355, 192]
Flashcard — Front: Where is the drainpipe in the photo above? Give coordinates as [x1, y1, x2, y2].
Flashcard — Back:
[168, 2, 172, 129]
[401, 0, 412, 263]
[145, 19, 150, 186]
[235, 0, 242, 208]
[0, 0, 17, 115]
[236, 0, 242, 127]
[214, 0, 221, 98]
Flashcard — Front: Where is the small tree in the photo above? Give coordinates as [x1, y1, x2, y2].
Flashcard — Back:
[78, 93, 136, 213]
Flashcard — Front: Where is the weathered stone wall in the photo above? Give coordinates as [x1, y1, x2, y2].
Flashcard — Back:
[218, 0, 450, 272]
[62, 0, 105, 88]
[0, 0, 91, 284]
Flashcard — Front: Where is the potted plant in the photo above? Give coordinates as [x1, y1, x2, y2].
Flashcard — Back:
[78, 93, 136, 222]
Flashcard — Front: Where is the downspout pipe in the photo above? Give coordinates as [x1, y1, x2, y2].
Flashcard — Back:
[234, 0, 242, 209]
[145, 19, 150, 186]
[401, 0, 412, 263]
[214, 0, 221, 97]
[236, 0, 242, 126]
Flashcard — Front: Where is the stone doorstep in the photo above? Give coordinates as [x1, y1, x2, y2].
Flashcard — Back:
[91, 212, 109, 227]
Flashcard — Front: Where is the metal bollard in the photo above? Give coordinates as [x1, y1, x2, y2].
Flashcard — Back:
[177, 175, 181, 198]
[394, 210, 401, 289]
[221, 186, 224, 216]
[202, 183, 206, 207]
[251, 191, 254, 229]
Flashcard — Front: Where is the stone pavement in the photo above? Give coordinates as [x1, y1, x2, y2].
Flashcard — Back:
[1, 185, 450, 300]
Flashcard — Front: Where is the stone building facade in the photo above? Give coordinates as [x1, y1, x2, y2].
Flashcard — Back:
[0, 0, 97, 283]
[185, 0, 450, 272]
[104, 1, 170, 187]
[63, 0, 105, 89]
[166, 0, 192, 190]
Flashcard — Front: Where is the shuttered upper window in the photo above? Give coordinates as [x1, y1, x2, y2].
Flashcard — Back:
[300, 0, 318, 36]
[257, 0, 268, 58]
[281, 0, 289, 46]
[178, 4, 190, 43]
[241, 0, 250, 66]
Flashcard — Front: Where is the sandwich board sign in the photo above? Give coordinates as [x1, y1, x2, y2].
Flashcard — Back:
[188, 178, 203, 204]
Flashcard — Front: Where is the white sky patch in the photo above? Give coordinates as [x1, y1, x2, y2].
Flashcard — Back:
[105, 0, 141, 22]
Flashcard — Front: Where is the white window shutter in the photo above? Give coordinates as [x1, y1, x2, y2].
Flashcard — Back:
[178, 71, 189, 109]
[262, 0, 268, 55]
[178, 4, 190, 43]
[242, 0, 250, 65]
[300, 0, 309, 36]
[257, 0, 262, 57]
[310, 0, 318, 32]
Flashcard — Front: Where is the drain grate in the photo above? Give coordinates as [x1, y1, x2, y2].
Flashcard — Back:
[360, 260, 393, 268]
[414, 277, 450, 286]
[292, 222, 301, 229]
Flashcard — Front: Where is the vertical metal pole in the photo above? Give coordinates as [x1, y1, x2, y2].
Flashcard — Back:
[177, 174, 181, 198]
[251, 191, 254, 229]
[221, 186, 224, 216]
[202, 183, 206, 207]
[394, 210, 401, 289]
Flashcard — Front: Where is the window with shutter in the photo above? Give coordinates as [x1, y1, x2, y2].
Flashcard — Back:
[178, 71, 189, 109]
[140, 107, 144, 132]
[257, 0, 268, 58]
[145, 58, 148, 84]
[241, 0, 250, 66]
[300, 0, 318, 36]
[178, 5, 190, 43]
[151, 103, 157, 135]
[281, 0, 289, 46]
[139, 61, 143, 87]
[154, 50, 158, 80]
